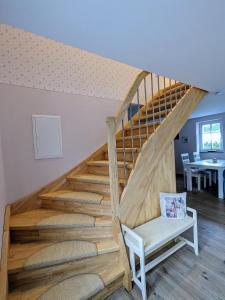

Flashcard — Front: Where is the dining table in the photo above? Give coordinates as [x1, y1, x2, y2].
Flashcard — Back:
[185, 159, 225, 199]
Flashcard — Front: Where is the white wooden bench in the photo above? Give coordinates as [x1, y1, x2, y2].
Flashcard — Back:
[122, 207, 198, 300]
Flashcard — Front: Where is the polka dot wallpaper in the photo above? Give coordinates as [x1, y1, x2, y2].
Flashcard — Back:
[0, 24, 141, 101]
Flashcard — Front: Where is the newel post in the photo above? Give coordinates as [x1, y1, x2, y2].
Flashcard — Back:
[106, 116, 120, 218]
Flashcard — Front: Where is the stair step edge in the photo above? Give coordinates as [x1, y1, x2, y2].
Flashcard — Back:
[8, 240, 119, 274]
[39, 190, 103, 204]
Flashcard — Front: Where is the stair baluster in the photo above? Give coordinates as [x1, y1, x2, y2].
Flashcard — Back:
[157, 75, 162, 122]
[163, 77, 167, 116]
[121, 118, 127, 183]
[144, 77, 149, 138]
[169, 79, 173, 110]
[137, 88, 142, 151]
[180, 83, 184, 98]
[129, 111, 135, 167]
[175, 80, 178, 103]
[150, 73, 156, 131]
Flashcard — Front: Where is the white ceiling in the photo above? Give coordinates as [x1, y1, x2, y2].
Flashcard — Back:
[1, 0, 225, 117]
[1, 0, 225, 93]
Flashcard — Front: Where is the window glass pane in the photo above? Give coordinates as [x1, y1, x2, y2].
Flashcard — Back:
[211, 123, 220, 133]
[202, 124, 210, 133]
[202, 133, 212, 150]
[211, 132, 221, 149]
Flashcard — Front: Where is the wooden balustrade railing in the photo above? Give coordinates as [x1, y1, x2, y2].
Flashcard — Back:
[106, 70, 190, 220]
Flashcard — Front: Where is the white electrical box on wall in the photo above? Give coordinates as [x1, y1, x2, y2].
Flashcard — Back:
[32, 115, 63, 159]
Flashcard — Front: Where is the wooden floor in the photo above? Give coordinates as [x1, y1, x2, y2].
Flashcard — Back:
[108, 176, 225, 300]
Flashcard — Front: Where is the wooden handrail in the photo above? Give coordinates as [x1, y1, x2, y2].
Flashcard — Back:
[115, 71, 149, 128]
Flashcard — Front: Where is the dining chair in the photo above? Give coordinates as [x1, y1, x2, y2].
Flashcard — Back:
[193, 152, 212, 186]
[181, 153, 206, 191]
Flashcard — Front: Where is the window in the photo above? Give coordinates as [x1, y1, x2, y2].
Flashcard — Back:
[198, 119, 223, 152]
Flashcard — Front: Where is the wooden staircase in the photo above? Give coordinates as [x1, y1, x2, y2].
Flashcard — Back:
[0, 72, 207, 299]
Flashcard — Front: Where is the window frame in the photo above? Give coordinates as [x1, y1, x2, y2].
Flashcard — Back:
[198, 119, 224, 153]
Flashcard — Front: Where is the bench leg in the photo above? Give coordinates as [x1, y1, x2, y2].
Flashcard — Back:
[129, 249, 136, 280]
[193, 218, 199, 256]
[185, 208, 199, 256]
[140, 255, 147, 300]
[129, 248, 147, 300]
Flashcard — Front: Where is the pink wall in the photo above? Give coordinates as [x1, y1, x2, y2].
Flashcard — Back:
[0, 83, 121, 203]
[0, 129, 6, 256]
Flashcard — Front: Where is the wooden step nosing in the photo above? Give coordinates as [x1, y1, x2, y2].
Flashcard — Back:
[87, 160, 132, 169]
[8, 241, 119, 274]
[67, 175, 125, 185]
[147, 99, 177, 111]
[67, 178, 110, 185]
[8, 252, 123, 297]
[39, 191, 103, 205]
[131, 121, 161, 130]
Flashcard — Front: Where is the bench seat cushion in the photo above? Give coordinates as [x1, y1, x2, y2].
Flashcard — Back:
[133, 216, 194, 254]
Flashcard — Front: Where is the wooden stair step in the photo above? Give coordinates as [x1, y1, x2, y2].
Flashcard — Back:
[132, 120, 161, 130]
[8, 253, 124, 300]
[9, 274, 105, 300]
[41, 192, 112, 217]
[9, 251, 122, 290]
[157, 83, 188, 98]
[149, 89, 184, 106]
[11, 226, 113, 243]
[117, 134, 147, 141]
[67, 174, 125, 185]
[148, 88, 188, 111]
[147, 99, 177, 112]
[123, 122, 160, 137]
[10, 209, 112, 230]
[115, 147, 139, 153]
[104, 148, 140, 163]
[87, 160, 132, 169]
[40, 190, 103, 204]
[116, 135, 148, 148]
[8, 240, 119, 274]
[38, 274, 104, 300]
[156, 87, 186, 101]
[152, 94, 179, 105]
[146, 83, 182, 104]
[139, 108, 169, 121]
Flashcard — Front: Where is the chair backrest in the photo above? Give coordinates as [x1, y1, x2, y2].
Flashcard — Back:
[181, 153, 190, 166]
[193, 152, 201, 162]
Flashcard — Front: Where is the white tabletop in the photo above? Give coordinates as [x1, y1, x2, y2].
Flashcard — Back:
[185, 159, 225, 169]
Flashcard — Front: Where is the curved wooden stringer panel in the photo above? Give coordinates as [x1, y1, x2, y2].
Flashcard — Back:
[119, 88, 207, 228]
